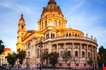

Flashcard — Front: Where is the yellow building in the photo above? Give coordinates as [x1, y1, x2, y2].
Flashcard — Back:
[16, 0, 98, 68]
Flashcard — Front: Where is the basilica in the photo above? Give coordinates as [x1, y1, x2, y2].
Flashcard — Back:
[16, 0, 98, 68]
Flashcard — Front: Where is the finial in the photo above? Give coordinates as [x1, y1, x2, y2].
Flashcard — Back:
[20, 13, 24, 20]
[21, 13, 23, 17]
[48, 0, 56, 4]
[49, 0, 55, 2]
[86, 33, 88, 38]
[91, 35, 93, 40]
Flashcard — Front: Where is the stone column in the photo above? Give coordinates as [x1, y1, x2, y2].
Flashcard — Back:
[64, 43, 66, 50]
[57, 44, 59, 53]
[79, 43, 82, 66]
[48, 42, 52, 53]
[72, 43, 74, 57]
[87, 44, 88, 59]
[80, 43, 82, 58]
[91, 46, 93, 60]
[72, 43, 74, 67]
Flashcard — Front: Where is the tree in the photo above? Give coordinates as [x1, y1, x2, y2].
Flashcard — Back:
[6, 52, 17, 67]
[48, 52, 59, 67]
[0, 40, 5, 54]
[97, 46, 106, 70]
[17, 50, 26, 65]
[98, 46, 106, 64]
[41, 52, 49, 66]
[62, 50, 71, 63]
[87, 58, 93, 66]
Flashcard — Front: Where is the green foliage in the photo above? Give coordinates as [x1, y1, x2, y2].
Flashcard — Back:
[98, 46, 106, 64]
[17, 50, 26, 65]
[0, 40, 5, 54]
[6, 52, 17, 66]
[87, 58, 93, 66]
[41, 52, 49, 62]
[62, 51, 71, 63]
[41, 52, 49, 66]
[6, 50, 26, 66]
[48, 52, 59, 67]
[41, 52, 59, 67]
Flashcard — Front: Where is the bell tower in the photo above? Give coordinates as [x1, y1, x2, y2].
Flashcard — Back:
[38, 0, 67, 31]
[16, 14, 26, 51]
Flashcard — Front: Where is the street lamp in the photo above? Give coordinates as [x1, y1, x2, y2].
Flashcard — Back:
[38, 40, 43, 70]
[26, 54, 30, 70]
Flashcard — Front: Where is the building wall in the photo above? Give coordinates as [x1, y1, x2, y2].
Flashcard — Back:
[23, 32, 97, 68]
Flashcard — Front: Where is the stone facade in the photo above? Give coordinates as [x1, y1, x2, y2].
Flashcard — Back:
[16, 0, 98, 68]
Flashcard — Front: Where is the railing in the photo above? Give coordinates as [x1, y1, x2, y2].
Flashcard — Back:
[42, 36, 97, 44]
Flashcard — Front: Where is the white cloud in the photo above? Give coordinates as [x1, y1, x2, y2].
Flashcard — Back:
[69, 0, 86, 14]
[67, 10, 106, 49]
[0, 0, 36, 15]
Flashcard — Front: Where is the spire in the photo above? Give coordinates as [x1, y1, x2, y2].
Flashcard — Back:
[18, 14, 25, 26]
[17, 14, 26, 51]
[48, 0, 56, 4]
[21, 13, 23, 17]
[18, 14, 26, 32]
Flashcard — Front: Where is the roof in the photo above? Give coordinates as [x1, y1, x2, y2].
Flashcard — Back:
[27, 30, 36, 33]
[4, 48, 11, 52]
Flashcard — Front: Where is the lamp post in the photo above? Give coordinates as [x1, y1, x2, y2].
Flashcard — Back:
[38, 40, 43, 70]
[26, 56, 30, 70]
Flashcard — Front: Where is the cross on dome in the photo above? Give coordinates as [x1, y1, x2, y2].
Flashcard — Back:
[48, 0, 56, 4]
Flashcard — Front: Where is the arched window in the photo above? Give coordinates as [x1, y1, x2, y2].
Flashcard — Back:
[69, 33, 71, 37]
[45, 21, 47, 28]
[88, 52, 91, 57]
[76, 63, 79, 66]
[52, 44, 57, 49]
[88, 45, 91, 50]
[59, 43, 64, 49]
[82, 51, 85, 57]
[51, 33, 55, 38]
[75, 51, 78, 57]
[77, 34, 80, 37]
[67, 51, 71, 56]
[46, 33, 49, 39]
[75, 33, 77, 37]
[22, 25, 24, 29]
[66, 33, 68, 37]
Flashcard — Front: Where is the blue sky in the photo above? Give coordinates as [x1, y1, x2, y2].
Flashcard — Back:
[0, 0, 106, 52]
